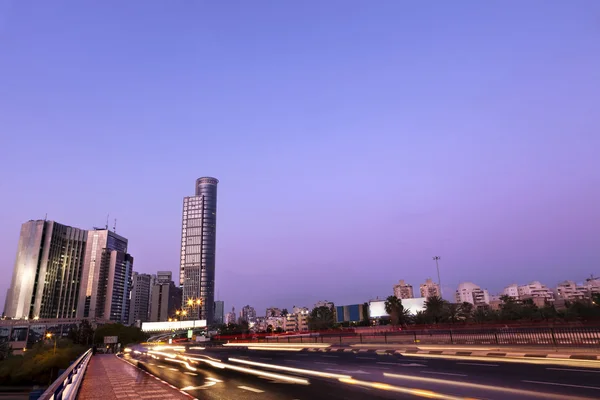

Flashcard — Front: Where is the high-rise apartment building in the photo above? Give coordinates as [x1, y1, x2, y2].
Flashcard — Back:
[266, 307, 282, 317]
[214, 300, 224, 325]
[4, 220, 88, 320]
[156, 271, 172, 284]
[420, 278, 441, 298]
[129, 272, 153, 325]
[456, 282, 490, 306]
[180, 177, 219, 323]
[393, 280, 414, 299]
[240, 305, 257, 323]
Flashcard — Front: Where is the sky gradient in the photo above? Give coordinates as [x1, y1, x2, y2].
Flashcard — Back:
[1, 1, 599, 315]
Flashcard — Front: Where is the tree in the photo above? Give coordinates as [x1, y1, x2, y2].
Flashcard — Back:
[266, 325, 273, 334]
[424, 296, 447, 324]
[0, 341, 12, 361]
[384, 296, 404, 326]
[281, 308, 289, 317]
[361, 302, 371, 326]
[308, 306, 335, 331]
[446, 303, 460, 324]
[458, 302, 474, 321]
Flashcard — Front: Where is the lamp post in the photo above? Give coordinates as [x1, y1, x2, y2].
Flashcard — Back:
[432, 256, 442, 298]
[46, 332, 57, 355]
[186, 298, 203, 320]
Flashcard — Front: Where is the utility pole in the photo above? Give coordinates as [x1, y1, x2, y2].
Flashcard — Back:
[432, 256, 442, 298]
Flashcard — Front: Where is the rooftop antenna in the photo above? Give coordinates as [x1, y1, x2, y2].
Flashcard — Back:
[113, 218, 117, 233]
[105, 214, 109, 230]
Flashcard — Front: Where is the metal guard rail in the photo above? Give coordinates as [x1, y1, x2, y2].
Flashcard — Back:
[39, 348, 92, 400]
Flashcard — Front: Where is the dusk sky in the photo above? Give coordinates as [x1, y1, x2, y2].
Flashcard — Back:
[1, 1, 599, 315]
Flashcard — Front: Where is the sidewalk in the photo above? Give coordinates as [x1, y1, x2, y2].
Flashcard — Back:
[77, 354, 191, 400]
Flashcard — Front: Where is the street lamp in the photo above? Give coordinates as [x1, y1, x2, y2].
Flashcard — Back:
[46, 332, 57, 355]
[432, 256, 442, 298]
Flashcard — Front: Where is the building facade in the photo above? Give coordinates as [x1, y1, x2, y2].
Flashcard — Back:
[129, 272, 153, 325]
[335, 304, 366, 323]
[555, 281, 588, 302]
[150, 280, 182, 322]
[393, 280, 414, 299]
[517, 281, 554, 302]
[420, 278, 441, 299]
[214, 300, 225, 325]
[266, 307, 282, 317]
[455, 282, 490, 306]
[283, 309, 309, 332]
[180, 177, 219, 323]
[240, 305, 257, 323]
[4, 220, 88, 320]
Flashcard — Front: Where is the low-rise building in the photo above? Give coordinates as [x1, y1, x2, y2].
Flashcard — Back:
[518, 281, 554, 302]
[555, 281, 588, 302]
[283, 309, 309, 332]
[503, 284, 520, 299]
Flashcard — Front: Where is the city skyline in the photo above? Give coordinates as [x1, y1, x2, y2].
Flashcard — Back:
[1, 2, 599, 315]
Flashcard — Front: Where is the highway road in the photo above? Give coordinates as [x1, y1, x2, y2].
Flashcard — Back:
[126, 344, 600, 399]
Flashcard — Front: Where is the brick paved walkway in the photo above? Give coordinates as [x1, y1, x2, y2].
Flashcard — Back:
[77, 354, 190, 400]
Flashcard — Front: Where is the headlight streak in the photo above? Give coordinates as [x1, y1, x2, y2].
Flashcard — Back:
[338, 378, 471, 399]
[228, 358, 351, 379]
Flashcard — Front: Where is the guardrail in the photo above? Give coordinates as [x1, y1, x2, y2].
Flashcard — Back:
[38, 348, 92, 400]
[233, 326, 600, 349]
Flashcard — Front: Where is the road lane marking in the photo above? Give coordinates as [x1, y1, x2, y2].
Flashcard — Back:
[238, 386, 265, 393]
[326, 368, 370, 375]
[384, 372, 594, 400]
[168, 368, 178, 371]
[547, 368, 600, 373]
[157, 365, 165, 368]
[181, 382, 216, 390]
[378, 362, 425, 367]
[421, 371, 467, 377]
[522, 380, 600, 390]
[456, 362, 499, 367]
[357, 357, 376, 360]
[184, 372, 197, 376]
[315, 362, 337, 365]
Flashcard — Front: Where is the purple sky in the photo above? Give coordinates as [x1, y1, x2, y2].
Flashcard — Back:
[1, 2, 599, 315]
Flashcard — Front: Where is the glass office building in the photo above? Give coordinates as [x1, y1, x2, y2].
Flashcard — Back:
[180, 177, 218, 323]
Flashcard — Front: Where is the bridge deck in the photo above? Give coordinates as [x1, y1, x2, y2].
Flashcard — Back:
[77, 354, 190, 400]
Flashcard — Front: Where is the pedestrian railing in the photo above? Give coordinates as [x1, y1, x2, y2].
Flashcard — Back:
[249, 326, 600, 348]
[38, 348, 92, 400]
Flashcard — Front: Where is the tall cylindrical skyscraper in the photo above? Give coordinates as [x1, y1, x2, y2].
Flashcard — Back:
[180, 177, 218, 323]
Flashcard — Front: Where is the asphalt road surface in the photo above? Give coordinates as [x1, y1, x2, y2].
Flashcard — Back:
[126, 344, 600, 399]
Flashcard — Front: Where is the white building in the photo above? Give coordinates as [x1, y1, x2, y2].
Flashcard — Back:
[518, 281, 554, 302]
[225, 307, 236, 324]
[555, 281, 588, 302]
[455, 282, 490, 306]
[503, 284, 520, 299]
[292, 306, 309, 315]
[393, 280, 414, 299]
[420, 278, 441, 299]
[583, 278, 600, 296]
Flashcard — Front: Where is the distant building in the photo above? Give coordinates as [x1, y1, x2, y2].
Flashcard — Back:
[455, 282, 489, 306]
[555, 281, 588, 302]
[266, 307, 282, 317]
[240, 305, 256, 323]
[420, 278, 441, 299]
[584, 278, 600, 296]
[150, 279, 182, 322]
[393, 280, 414, 299]
[225, 307, 236, 324]
[4, 220, 88, 320]
[214, 301, 225, 324]
[335, 304, 365, 323]
[518, 281, 554, 302]
[156, 271, 172, 284]
[503, 284, 520, 299]
[129, 272, 153, 325]
[284, 308, 309, 332]
[314, 300, 334, 310]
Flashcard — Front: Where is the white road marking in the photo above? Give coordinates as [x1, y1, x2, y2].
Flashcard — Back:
[547, 368, 600, 373]
[315, 362, 337, 365]
[422, 371, 467, 377]
[157, 365, 165, 368]
[325, 368, 370, 375]
[238, 386, 265, 393]
[457, 362, 499, 367]
[181, 382, 216, 390]
[184, 372, 198, 376]
[378, 362, 425, 367]
[169, 368, 178, 371]
[357, 357, 376, 360]
[522, 380, 600, 390]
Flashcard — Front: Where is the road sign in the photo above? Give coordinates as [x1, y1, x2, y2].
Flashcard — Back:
[104, 336, 118, 344]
